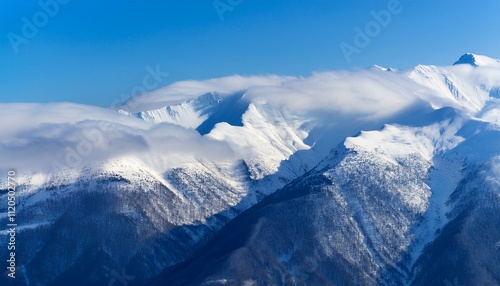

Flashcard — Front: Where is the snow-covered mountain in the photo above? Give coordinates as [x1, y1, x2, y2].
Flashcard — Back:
[0, 54, 499, 285]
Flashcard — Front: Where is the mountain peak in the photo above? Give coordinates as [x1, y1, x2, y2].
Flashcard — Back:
[371, 65, 398, 72]
[453, 53, 500, 67]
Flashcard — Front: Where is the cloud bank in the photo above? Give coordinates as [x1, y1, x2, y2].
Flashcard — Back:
[0, 103, 235, 174]
[3, 62, 500, 176]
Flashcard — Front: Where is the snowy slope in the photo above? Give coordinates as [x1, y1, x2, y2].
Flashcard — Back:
[1, 53, 499, 285]
[156, 106, 499, 285]
[149, 54, 500, 285]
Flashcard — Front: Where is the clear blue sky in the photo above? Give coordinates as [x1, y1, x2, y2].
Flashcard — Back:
[1, 0, 499, 107]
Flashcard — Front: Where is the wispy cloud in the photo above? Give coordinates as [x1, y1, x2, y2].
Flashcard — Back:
[120, 74, 296, 113]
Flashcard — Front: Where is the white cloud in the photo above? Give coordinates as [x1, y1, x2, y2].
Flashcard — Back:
[0, 104, 235, 173]
[3, 64, 499, 175]
[0, 70, 427, 175]
[121, 74, 296, 113]
[244, 70, 423, 119]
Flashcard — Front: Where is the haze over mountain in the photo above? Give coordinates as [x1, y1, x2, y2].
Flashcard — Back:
[0, 53, 499, 285]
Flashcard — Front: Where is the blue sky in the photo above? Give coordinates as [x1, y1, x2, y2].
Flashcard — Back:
[1, 0, 499, 107]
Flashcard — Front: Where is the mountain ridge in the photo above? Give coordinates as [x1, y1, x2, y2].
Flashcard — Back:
[1, 54, 499, 285]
